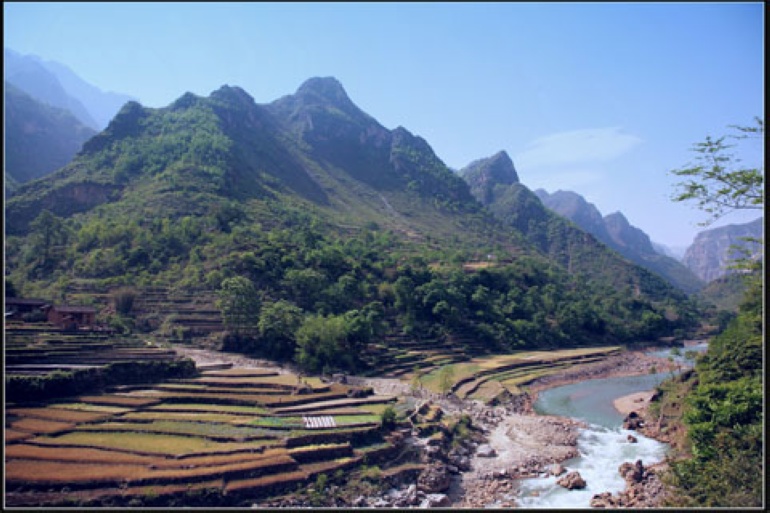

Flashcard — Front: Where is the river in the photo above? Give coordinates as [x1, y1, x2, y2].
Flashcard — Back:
[514, 344, 706, 508]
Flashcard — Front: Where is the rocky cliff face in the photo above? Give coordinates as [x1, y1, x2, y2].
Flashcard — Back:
[603, 211, 657, 255]
[683, 217, 763, 282]
[535, 189, 608, 241]
[534, 189, 704, 293]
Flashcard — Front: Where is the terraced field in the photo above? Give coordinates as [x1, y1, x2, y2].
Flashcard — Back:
[4, 328, 180, 374]
[5, 366, 399, 507]
[416, 346, 622, 402]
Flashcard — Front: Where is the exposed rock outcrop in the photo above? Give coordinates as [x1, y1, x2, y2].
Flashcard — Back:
[591, 460, 668, 508]
[557, 471, 587, 490]
[683, 217, 763, 282]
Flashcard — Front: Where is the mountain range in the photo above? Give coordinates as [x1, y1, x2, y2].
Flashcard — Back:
[3, 54, 753, 300]
[458, 151, 684, 293]
[533, 189, 705, 293]
[5, 76, 698, 353]
[5, 81, 97, 193]
[4, 49, 135, 193]
[5, 48, 136, 130]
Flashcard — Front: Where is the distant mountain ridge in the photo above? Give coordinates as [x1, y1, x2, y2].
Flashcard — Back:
[458, 151, 695, 294]
[4, 48, 136, 130]
[4, 82, 97, 192]
[683, 217, 763, 282]
[533, 189, 704, 293]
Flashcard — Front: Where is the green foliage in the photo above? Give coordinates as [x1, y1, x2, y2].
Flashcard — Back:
[380, 405, 397, 430]
[257, 299, 303, 360]
[437, 365, 456, 395]
[670, 117, 764, 225]
[663, 120, 763, 506]
[294, 307, 380, 373]
[112, 287, 137, 316]
[217, 276, 260, 337]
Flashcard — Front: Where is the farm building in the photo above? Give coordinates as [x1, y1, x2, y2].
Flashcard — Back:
[46, 305, 98, 330]
[4, 297, 50, 321]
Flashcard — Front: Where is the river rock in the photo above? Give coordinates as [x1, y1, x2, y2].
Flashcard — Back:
[623, 411, 644, 430]
[417, 463, 451, 493]
[557, 471, 587, 490]
[455, 455, 471, 471]
[627, 434, 638, 443]
[619, 460, 645, 484]
[590, 492, 618, 508]
[476, 444, 497, 457]
[549, 463, 566, 476]
[419, 493, 450, 508]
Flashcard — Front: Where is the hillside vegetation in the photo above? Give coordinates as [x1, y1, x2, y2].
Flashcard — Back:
[5, 78, 702, 374]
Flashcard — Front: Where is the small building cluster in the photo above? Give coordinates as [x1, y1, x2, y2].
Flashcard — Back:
[4, 297, 97, 330]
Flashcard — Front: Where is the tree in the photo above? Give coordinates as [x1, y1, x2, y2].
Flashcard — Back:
[257, 299, 303, 360]
[437, 365, 455, 396]
[295, 314, 350, 373]
[663, 117, 764, 508]
[410, 365, 424, 392]
[28, 209, 70, 273]
[217, 276, 260, 337]
[670, 117, 763, 226]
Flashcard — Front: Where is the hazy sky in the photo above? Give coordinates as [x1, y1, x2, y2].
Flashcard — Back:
[4, 2, 764, 248]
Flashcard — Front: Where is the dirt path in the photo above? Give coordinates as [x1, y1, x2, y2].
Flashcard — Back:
[171, 345, 292, 374]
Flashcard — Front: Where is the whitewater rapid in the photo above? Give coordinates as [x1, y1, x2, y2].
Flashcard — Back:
[513, 372, 673, 508]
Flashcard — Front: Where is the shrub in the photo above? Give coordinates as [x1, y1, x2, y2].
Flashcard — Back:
[112, 287, 137, 316]
[380, 405, 397, 430]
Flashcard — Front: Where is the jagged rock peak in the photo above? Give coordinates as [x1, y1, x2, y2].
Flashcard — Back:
[463, 151, 519, 185]
[604, 211, 630, 226]
[295, 76, 353, 106]
[210, 85, 256, 107]
[171, 91, 202, 110]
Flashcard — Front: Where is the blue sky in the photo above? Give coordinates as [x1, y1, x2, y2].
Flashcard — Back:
[4, 2, 764, 248]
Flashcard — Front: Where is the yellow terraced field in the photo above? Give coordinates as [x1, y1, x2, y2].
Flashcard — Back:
[5, 365, 397, 507]
[7, 407, 117, 424]
[29, 430, 276, 456]
[420, 346, 620, 394]
[8, 417, 76, 435]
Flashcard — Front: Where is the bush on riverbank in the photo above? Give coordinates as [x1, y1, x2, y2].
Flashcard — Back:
[660, 273, 762, 507]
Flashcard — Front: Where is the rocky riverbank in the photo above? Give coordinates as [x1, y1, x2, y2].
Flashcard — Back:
[525, 349, 678, 404]
[171, 344, 678, 508]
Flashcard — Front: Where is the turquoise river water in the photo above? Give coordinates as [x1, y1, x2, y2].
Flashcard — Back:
[513, 344, 707, 508]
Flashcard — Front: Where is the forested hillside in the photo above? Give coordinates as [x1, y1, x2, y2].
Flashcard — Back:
[5, 78, 701, 373]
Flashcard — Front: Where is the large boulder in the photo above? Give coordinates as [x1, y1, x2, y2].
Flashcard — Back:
[549, 463, 566, 476]
[622, 411, 644, 430]
[619, 460, 645, 484]
[419, 493, 451, 508]
[590, 492, 619, 508]
[417, 462, 451, 493]
[557, 471, 587, 490]
[476, 444, 497, 457]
